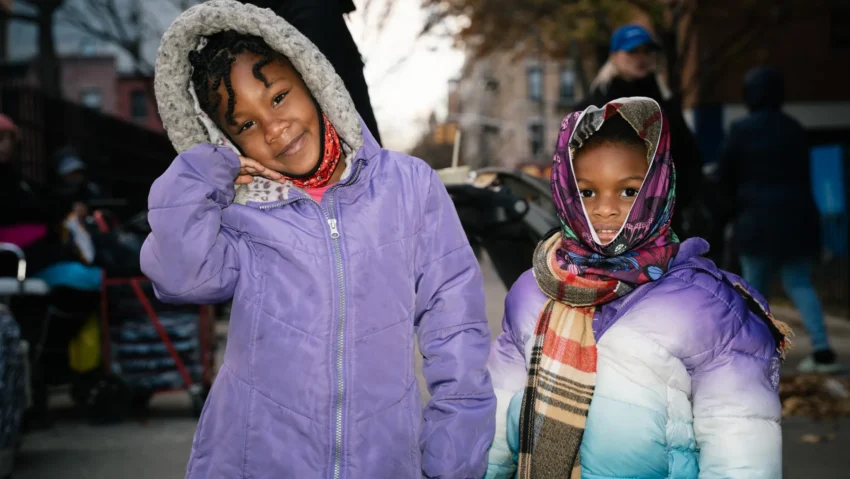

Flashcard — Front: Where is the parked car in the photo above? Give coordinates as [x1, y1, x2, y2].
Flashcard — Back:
[440, 166, 559, 288]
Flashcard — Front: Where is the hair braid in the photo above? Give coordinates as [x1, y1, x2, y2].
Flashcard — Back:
[188, 31, 279, 126]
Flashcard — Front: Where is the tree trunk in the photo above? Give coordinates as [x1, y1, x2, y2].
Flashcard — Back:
[35, 1, 63, 98]
[570, 39, 589, 99]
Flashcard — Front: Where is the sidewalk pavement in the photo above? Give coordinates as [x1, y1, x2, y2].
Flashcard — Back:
[770, 304, 850, 478]
[11, 256, 850, 478]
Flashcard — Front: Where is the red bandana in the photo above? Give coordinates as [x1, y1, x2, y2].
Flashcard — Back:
[282, 113, 341, 188]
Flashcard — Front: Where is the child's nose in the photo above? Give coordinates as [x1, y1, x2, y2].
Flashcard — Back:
[265, 118, 291, 144]
[594, 197, 621, 218]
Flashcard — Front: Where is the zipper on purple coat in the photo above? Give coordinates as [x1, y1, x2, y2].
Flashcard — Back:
[258, 159, 364, 479]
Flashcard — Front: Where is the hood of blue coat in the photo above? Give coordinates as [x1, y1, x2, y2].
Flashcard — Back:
[744, 67, 784, 111]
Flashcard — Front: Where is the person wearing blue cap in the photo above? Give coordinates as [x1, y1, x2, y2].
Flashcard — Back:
[606, 24, 662, 81]
[576, 24, 704, 242]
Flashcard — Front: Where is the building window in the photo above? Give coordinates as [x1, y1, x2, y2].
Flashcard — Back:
[529, 123, 544, 157]
[131, 89, 147, 121]
[80, 89, 102, 111]
[559, 66, 576, 105]
[527, 66, 542, 102]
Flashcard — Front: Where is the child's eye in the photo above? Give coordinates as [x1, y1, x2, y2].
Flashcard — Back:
[621, 188, 640, 198]
[238, 120, 255, 133]
[580, 189, 595, 198]
[273, 93, 287, 106]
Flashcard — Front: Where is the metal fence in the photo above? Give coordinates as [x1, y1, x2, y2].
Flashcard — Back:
[0, 86, 176, 218]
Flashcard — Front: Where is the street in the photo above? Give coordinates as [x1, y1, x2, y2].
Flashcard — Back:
[12, 254, 850, 478]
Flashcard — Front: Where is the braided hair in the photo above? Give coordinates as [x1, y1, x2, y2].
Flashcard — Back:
[188, 31, 281, 126]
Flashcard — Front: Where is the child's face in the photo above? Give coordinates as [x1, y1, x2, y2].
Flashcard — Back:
[214, 53, 321, 176]
[573, 143, 648, 244]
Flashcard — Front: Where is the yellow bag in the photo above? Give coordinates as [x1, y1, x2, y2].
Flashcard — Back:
[69, 315, 100, 372]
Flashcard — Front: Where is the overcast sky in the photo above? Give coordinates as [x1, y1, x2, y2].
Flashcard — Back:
[345, 0, 465, 150]
[7, 0, 465, 152]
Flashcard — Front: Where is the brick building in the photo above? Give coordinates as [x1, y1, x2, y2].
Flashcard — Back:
[60, 55, 119, 116]
[0, 55, 163, 132]
[116, 75, 163, 132]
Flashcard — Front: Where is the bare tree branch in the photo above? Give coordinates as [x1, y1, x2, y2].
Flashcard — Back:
[61, 4, 125, 46]
[105, 0, 133, 47]
[58, 0, 202, 75]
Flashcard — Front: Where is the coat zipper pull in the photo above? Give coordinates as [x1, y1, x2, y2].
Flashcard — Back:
[328, 218, 340, 239]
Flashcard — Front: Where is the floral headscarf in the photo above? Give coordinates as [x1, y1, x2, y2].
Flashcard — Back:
[540, 96, 680, 298]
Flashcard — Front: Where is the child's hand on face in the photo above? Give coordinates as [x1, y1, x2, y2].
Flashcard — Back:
[236, 156, 284, 185]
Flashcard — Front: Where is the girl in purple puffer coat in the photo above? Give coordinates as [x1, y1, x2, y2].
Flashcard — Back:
[141, 2, 495, 478]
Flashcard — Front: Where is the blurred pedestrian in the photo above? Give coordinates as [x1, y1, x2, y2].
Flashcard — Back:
[240, 0, 382, 146]
[0, 114, 46, 231]
[52, 147, 102, 220]
[144, 2, 494, 477]
[577, 25, 703, 239]
[718, 66, 840, 374]
[485, 98, 788, 479]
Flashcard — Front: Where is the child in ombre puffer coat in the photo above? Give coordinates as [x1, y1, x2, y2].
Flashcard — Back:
[485, 97, 790, 479]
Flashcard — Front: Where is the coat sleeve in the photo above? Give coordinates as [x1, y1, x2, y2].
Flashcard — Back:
[140, 144, 243, 305]
[414, 166, 496, 479]
[690, 310, 783, 478]
[484, 270, 543, 479]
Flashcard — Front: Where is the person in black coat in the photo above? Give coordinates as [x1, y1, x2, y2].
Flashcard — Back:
[718, 66, 840, 373]
[240, 0, 382, 146]
[575, 25, 704, 239]
[0, 115, 45, 229]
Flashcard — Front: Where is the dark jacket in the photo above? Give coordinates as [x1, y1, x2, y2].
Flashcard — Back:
[0, 162, 46, 227]
[0, 162, 80, 273]
[718, 67, 819, 258]
[575, 76, 703, 238]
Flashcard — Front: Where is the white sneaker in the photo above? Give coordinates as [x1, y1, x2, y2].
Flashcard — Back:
[796, 355, 847, 375]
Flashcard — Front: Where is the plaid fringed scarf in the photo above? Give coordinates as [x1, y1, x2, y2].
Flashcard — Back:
[518, 235, 606, 479]
[518, 98, 680, 478]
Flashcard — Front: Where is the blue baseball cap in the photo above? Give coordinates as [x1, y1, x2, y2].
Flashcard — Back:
[610, 25, 660, 53]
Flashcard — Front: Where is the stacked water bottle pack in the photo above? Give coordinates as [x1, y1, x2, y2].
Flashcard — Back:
[108, 284, 203, 394]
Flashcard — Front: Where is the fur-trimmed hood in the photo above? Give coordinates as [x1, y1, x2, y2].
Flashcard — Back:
[154, 0, 365, 204]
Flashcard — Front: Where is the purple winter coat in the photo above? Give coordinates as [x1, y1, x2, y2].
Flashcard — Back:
[143, 2, 495, 478]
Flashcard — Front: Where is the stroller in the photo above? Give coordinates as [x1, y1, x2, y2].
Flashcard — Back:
[91, 210, 215, 417]
[0, 243, 41, 479]
[1, 240, 104, 428]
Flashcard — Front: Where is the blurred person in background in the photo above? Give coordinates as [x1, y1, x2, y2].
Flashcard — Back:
[718, 66, 840, 374]
[0, 114, 53, 275]
[0, 114, 46, 232]
[52, 147, 102, 221]
[240, 0, 382, 146]
[0, 118, 98, 288]
[576, 25, 703, 239]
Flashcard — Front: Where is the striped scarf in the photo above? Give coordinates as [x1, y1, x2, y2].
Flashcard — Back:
[518, 98, 679, 478]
